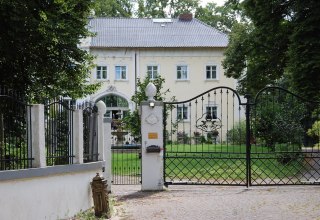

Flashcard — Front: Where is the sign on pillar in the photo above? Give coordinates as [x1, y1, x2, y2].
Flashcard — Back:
[141, 83, 164, 191]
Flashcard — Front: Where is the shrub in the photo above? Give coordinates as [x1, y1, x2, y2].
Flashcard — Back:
[275, 144, 302, 165]
[227, 121, 246, 145]
[177, 131, 190, 144]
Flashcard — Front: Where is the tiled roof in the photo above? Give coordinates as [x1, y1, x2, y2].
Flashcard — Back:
[88, 18, 228, 48]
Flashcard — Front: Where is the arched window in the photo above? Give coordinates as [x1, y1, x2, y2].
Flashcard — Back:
[96, 94, 129, 119]
[97, 94, 128, 108]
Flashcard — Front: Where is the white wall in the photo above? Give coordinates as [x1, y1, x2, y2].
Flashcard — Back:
[0, 164, 103, 220]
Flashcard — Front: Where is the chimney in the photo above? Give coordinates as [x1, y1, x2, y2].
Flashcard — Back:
[179, 13, 193, 21]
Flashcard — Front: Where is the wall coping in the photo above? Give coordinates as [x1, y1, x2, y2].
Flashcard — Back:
[0, 162, 104, 181]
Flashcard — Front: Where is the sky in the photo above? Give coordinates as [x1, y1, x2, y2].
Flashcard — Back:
[200, 0, 226, 6]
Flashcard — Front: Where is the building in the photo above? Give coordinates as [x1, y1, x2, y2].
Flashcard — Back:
[81, 15, 239, 142]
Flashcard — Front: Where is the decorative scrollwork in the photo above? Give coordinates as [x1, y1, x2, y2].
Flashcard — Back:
[196, 112, 222, 133]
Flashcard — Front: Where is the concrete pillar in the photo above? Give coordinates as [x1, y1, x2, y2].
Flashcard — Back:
[73, 109, 83, 164]
[96, 101, 107, 161]
[103, 118, 112, 192]
[141, 82, 164, 191]
[31, 104, 46, 168]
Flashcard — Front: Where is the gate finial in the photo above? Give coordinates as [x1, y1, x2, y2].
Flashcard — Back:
[96, 100, 107, 115]
[146, 82, 157, 101]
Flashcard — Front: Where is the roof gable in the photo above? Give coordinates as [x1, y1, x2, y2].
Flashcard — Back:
[88, 18, 228, 48]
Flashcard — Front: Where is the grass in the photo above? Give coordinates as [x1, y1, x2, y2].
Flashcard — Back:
[112, 150, 141, 176]
[71, 197, 115, 219]
[111, 143, 307, 183]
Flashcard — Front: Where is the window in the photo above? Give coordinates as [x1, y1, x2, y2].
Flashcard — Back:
[177, 105, 188, 120]
[96, 66, 107, 80]
[147, 65, 159, 79]
[177, 65, 188, 80]
[206, 65, 217, 80]
[115, 66, 127, 80]
[206, 106, 218, 119]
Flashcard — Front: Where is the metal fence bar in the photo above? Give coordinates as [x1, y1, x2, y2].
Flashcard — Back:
[111, 119, 142, 185]
[77, 102, 99, 163]
[0, 93, 33, 170]
[163, 87, 246, 186]
[163, 86, 320, 186]
[45, 99, 74, 166]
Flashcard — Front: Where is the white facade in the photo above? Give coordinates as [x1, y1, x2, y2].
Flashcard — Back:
[88, 47, 235, 114]
[84, 17, 239, 141]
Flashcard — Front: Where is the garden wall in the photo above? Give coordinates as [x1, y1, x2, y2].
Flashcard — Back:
[0, 162, 104, 220]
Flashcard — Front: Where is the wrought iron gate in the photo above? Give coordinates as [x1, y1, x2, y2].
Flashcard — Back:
[163, 86, 320, 186]
[111, 119, 141, 185]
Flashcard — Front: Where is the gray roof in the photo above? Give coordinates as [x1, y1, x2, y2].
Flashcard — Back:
[88, 18, 228, 48]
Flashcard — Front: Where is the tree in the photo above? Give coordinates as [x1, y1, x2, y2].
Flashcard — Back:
[287, 0, 320, 100]
[0, 0, 99, 102]
[195, 2, 239, 33]
[137, 0, 200, 18]
[123, 75, 173, 140]
[169, 0, 199, 17]
[93, 0, 132, 17]
[223, 0, 320, 101]
[137, 0, 169, 18]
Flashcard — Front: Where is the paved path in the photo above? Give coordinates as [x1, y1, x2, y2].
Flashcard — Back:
[111, 185, 320, 220]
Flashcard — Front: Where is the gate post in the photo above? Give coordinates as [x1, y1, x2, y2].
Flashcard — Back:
[245, 94, 252, 187]
[103, 117, 112, 193]
[30, 104, 46, 168]
[141, 83, 164, 191]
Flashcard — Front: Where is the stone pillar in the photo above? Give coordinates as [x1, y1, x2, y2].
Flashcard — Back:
[96, 101, 107, 161]
[73, 109, 83, 164]
[31, 104, 46, 168]
[141, 83, 164, 191]
[103, 118, 112, 193]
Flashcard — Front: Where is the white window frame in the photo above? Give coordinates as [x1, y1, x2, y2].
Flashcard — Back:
[206, 105, 218, 119]
[96, 65, 108, 80]
[115, 65, 127, 80]
[147, 65, 159, 79]
[177, 105, 189, 121]
[205, 64, 219, 80]
[176, 65, 189, 80]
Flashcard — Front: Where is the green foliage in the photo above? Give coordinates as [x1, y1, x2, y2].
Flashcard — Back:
[308, 121, 320, 138]
[275, 144, 302, 165]
[123, 75, 173, 141]
[287, 0, 320, 101]
[253, 93, 305, 150]
[308, 120, 320, 148]
[177, 131, 190, 144]
[169, 0, 199, 18]
[93, 0, 132, 17]
[136, 0, 199, 18]
[227, 120, 246, 145]
[223, 0, 320, 99]
[195, 2, 240, 33]
[131, 75, 171, 104]
[0, 0, 99, 102]
[137, 0, 169, 18]
[45, 101, 73, 165]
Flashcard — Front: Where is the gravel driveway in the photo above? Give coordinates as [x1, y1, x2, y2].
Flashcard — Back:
[111, 185, 320, 220]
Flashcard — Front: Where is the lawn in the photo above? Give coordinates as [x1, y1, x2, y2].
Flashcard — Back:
[112, 149, 141, 176]
[112, 143, 306, 184]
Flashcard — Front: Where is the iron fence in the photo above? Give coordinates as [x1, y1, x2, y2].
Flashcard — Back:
[45, 99, 74, 166]
[111, 119, 141, 185]
[163, 86, 320, 186]
[249, 87, 320, 185]
[164, 87, 247, 185]
[77, 102, 99, 163]
[0, 86, 33, 170]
